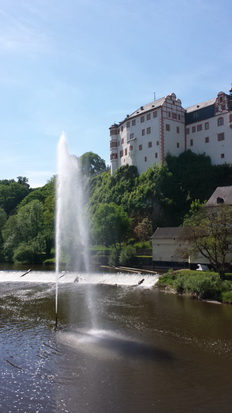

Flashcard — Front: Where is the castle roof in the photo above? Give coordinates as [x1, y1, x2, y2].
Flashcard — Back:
[186, 97, 216, 113]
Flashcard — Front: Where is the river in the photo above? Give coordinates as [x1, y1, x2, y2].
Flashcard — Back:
[0, 270, 232, 413]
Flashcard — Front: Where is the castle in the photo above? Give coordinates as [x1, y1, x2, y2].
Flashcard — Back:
[110, 88, 232, 174]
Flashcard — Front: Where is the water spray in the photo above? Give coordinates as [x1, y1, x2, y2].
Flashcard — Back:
[55, 133, 90, 329]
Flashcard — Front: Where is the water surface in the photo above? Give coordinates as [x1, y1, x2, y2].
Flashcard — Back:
[0, 271, 232, 412]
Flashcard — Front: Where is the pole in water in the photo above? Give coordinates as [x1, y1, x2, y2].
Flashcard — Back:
[55, 312, 58, 330]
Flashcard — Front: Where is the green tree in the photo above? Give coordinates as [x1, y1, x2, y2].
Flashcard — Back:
[0, 179, 30, 215]
[2, 200, 45, 263]
[92, 202, 131, 247]
[17, 200, 44, 241]
[2, 215, 20, 261]
[80, 152, 106, 176]
[182, 206, 232, 279]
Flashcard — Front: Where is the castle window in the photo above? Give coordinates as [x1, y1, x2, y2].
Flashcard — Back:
[205, 122, 209, 130]
[168, 111, 171, 118]
[147, 113, 151, 120]
[166, 124, 170, 131]
[218, 117, 224, 126]
[217, 133, 224, 141]
[140, 116, 145, 123]
[190, 139, 193, 146]
[130, 133, 134, 139]
[132, 119, 136, 126]
[126, 121, 130, 128]
[205, 136, 209, 143]
[148, 141, 152, 148]
[186, 128, 190, 134]
[172, 113, 177, 119]
[176, 126, 180, 133]
[144, 156, 147, 162]
[178, 114, 181, 120]
[155, 152, 158, 158]
[192, 126, 196, 133]
[110, 141, 118, 148]
[153, 111, 157, 118]
[197, 124, 202, 132]
[147, 127, 151, 134]
[156, 141, 159, 145]
[139, 144, 142, 150]
[142, 129, 145, 136]
[125, 148, 127, 155]
[120, 150, 123, 158]
[221, 153, 225, 159]
[177, 142, 180, 148]
[110, 153, 118, 160]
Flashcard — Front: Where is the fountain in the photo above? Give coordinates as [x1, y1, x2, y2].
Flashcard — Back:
[55, 133, 89, 324]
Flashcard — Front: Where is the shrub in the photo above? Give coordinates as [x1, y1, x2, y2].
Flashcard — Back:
[119, 245, 136, 266]
[13, 243, 36, 264]
[183, 274, 222, 300]
[108, 248, 120, 267]
[221, 290, 232, 303]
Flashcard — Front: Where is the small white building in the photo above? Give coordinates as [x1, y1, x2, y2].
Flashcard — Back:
[151, 227, 209, 269]
[110, 88, 232, 174]
[151, 186, 232, 269]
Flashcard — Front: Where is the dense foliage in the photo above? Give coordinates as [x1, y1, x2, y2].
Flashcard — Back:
[0, 177, 55, 263]
[157, 270, 232, 303]
[1, 150, 232, 264]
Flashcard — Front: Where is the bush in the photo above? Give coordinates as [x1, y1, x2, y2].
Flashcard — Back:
[108, 248, 120, 267]
[182, 274, 222, 300]
[119, 245, 136, 266]
[221, 290, 232, 303]
[13, 243, 36, 264]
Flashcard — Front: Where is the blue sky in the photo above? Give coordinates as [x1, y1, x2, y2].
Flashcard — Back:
[0, 0, 231, 187]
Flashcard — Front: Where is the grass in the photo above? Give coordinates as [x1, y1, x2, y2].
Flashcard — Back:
[157, 269, 232, 303]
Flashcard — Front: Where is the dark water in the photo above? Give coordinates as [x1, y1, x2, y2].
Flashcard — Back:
[0, 273, 232, 413]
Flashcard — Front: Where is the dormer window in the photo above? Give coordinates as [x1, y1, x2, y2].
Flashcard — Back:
[217, 197, 224, 204]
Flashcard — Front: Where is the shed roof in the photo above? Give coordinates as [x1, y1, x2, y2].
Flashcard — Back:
[151, 227, 185, 239]
[205, 186, 232, 206]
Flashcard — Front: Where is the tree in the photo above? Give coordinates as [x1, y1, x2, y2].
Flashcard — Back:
[92, 202, 131, 247]
[134, 218, 153, 241]
[2, 200, 45, 263]
[182, 206, 232, 279]
[80, 152, 106, 176]
[0, 179, 30, 215]
[17, 176, 29, 187]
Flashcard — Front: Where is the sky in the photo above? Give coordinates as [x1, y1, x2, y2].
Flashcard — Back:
[0, 0, 231, 187]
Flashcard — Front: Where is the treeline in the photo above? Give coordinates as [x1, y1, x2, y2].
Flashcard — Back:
[0, 150, 232, 265]
[0, 177, 55, 264]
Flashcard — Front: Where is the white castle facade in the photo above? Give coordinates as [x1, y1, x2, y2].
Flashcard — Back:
[110, 88, 232, 174]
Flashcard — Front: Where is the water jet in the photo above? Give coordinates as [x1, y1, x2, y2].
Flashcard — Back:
[55, 133, 89, 327]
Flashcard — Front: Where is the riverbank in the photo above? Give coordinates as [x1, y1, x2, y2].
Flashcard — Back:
[157, 269, 232, 304]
